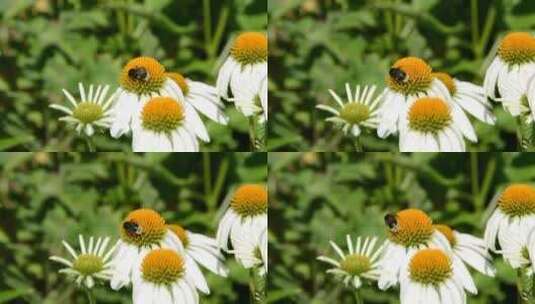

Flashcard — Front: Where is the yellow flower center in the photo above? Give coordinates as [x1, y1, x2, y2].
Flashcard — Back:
[121, 208, 166, 248]
[498, 32, 535, 66]
[409, 249, 452, 285]
[165, 72, 190, 96]
[230, 184, 268, 217]
[141, 249, 185, 286]
[498, 184, 535, 217]
[388, 209, 434, 247]
[230, 32, 268, 65]
[72, 102, 104, 124]
[167, 224, 189, 248]
[433, 224, 457, 247]
[73, 254, 104, 276]
[119, 56, 166, 95]
[432, 72, 457, 96]
[408, 97, 452, 134]
[141, 97, 185, 134]
[339, 103, 370, 124]
[386, 57, 433, 95]
[340, 254, 371, 276]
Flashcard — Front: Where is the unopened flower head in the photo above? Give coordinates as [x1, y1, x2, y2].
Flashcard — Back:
[434, 224, 495, 276]
[131, 96, 209, 152]
[485, 184, 535, 268]
[110, 208, 184, 290]
[317, 235, 384, 289]
[166, 71, 229, 125]
[132, 248, 204, 304]
[377, 56, 465, 139]
[399, 96, 476, 152]
[217, 184, 268, 270]
[317, 84, 384, 138]
[216, 32, 268, 122]
[50, 83, 115, 137]
[110, 56, 187, 139]
[399, 248, 477, 304]
[433, 72, 496, 125]
[378, 209, 451, 290]
[49, 235, 118, 289]
[167, 223, 229, 278]
[483, 32, 535, 117]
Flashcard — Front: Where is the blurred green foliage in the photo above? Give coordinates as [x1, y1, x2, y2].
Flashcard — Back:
[0, 152, 267, 303]
[268, 0, 535, 151]
[0, 0, 267, 151]
[268, 152, 535, 303]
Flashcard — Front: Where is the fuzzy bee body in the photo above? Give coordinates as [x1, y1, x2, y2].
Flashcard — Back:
[128, 67, 149, 82]
[384, 213, 399, 233]
[123, 221, 143, 236]
[389, 67, 409, 83]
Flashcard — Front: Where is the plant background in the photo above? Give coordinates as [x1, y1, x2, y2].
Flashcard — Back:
[0, 152, 267, 303]
[268, 0, 535, 151]
[0, 0, 267, 151]
[268, 152, 535, 303]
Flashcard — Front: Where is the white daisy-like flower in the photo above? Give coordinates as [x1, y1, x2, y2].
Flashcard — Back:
[378, 209, 452, 290]
[130, 96, 205, 152]
[110, 57, 209, 142]
[317, 235, 385, 289]
[216, 184, 267, 269]
[132, 248, 202, 304]
[434, 224, 496, 276]
[399, 248, 477, 304]
[49, 235, 118, 289]
[166, 72, 229, 125]
[316, 83, 384, 137]
[433, 72, 496, 124]
[483, 32, 535, 118]
[110, 208, 209, 295]
[216, 32, 268, 121]
[398, 96, 476, 152]
[377, 56, 477, 142]
[167, 224, 229, 277]
[230, 216, 268, 275]
[50, 83, 116, 137]
[485, 184, 535, 267]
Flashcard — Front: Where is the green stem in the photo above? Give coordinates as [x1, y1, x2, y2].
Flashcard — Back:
[203, 0, 212, 58]
[209, 4, 230, 59]
[248, 118, 257, 151]
[470, 0, 479, 55]
[84, 287, 96, 304]
[249, 268, 265, 304]
[470, 152, 479, 206]
[84, 135, 96, 152]
[354, 289, 363, 304]
[203, 152, 212, 203]
[516, 117, 526, 151]
[476, 5, 496, 58]
[353, 137, 363, 152]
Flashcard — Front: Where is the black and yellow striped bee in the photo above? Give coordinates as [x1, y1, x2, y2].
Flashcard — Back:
[123, 221, 143, 236]
[389, 67, 409, 84]
[384, 213, 399, 233]
[128, 67, 149, 82]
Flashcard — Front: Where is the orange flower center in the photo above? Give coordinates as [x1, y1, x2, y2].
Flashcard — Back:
[388, 208, 434, 247]
[230, 32, 268, 65]
[386, 57, 433, 95]
[119, 57, 166, 95]
[230, 184, 268, 217]
[121, 208, 166, 247]
[141, 249, 185, 285]
[433, 224, 457, 247]
[409, 249, 452, 285]
[165, 72, 190, 96]
[498, 184, 535, 217]
[141, 97, 184, 134]
[167, 224, 189, 248]
[498, 32, 535, 65]
[432, 72, 457, 95]
[408, 97, 452, 134]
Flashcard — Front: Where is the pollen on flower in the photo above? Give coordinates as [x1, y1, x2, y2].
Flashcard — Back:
[230, 184, 268, 217]
[432, 72, 457, 96]
[388, 209, 434, 247]
[166, 72, 190, 96]
[408, 97, 452, 134]
[167, 224, 189, 248]
[498, 184, 535, 217]
[141, 97, 184, 134]
[73, 254, 104, 276]
[340, 254, 371, 276]
[121, 208, 166, 247]
[433, 224, 457, 247]
[119, 56, 166, 95]
[73, 102, 104, 124]
[230, 32, 268, 65]
[387, 57, 433, 95]
[498, 32, 535, 66]
[340, 103, 370, 124]
[409, 249, 452, 285]
[142, 249, 185, 285]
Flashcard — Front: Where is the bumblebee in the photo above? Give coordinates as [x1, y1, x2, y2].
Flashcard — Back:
[128, 67, 149, 82]
[384, 213, 399, 233]
[389, 67, 409, 83]
[123, 221, 143, 236]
